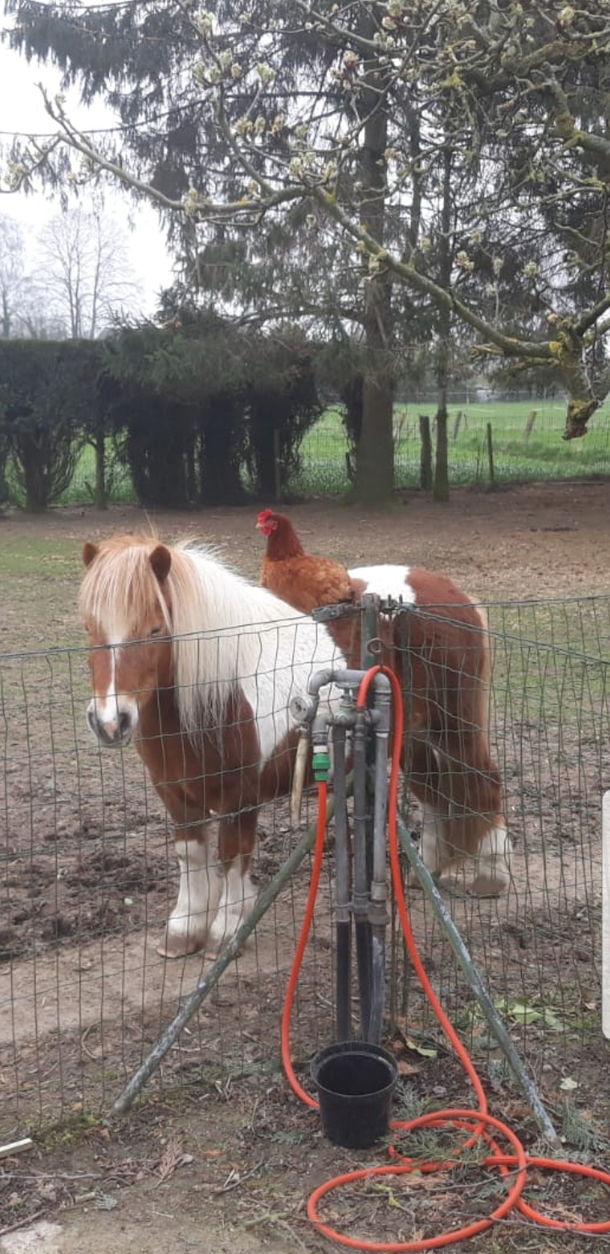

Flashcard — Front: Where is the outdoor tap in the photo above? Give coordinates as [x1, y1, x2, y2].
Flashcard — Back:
[310, 707, 332, 783]
[332, 688, 359, 729]
[289, 692, 318, 725]
[289, 693, 320, 826]
[371, 670, 392, 734]
[289, 672, 335, 820]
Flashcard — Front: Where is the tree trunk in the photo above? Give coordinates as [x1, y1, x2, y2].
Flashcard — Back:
[433, 144, 452, 504]
[24, 460, 47, 513]
[352, 42, 394, 506]
[93, 432, 107, 509]
[199, 399, 246, 505]
[24, 492, 46, 514]
[185, 428, 197, 505]
[1, 291, 10, 338]
[419, 414, 433, 491]
[354, 374, 395, 505]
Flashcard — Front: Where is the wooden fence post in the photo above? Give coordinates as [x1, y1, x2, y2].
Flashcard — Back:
[486, 421, 495, 487]
[419, 414, 433, 492]
[524, 409, 538, 440]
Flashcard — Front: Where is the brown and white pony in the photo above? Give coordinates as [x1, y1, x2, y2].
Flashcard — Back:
[79, 534, 344, 958]
[335, 563, 509, 898]
[79, 537, 510, 959]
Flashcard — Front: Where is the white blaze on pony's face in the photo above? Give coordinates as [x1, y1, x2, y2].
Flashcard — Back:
[80, 539, 174, 747]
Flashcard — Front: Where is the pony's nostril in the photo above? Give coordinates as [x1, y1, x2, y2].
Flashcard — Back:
[118, 710, 131, 736]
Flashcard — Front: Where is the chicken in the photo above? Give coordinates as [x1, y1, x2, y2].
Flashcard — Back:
[256, 509, 355, 615]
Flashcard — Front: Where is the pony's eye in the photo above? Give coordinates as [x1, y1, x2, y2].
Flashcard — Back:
[150, 626, 163, 637]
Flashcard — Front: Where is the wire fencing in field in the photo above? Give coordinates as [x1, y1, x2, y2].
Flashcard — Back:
[1, 595, 608, 1139]
[292, 400, 610, 495]
[391, 595, 609, 1105]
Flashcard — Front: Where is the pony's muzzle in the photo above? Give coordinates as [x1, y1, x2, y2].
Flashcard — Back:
[86, 701, 136, 747]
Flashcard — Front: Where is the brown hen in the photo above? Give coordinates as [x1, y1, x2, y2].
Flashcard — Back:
[256, 509, 355, 615]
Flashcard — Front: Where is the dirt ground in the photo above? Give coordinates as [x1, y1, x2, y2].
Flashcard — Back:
[2, 481, 610, 1254]
[2, 478, 610, 609]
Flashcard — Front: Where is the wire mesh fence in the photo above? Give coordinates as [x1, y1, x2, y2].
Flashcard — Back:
[58, 398, 610, 508]
[1, 593, 608, 1140]
[288, 399, 610, 496]
[0, 636, 338, 1138]
[392, 594, 608, 1102]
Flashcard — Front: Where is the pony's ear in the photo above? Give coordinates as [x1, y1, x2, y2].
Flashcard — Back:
[82, 542, 99, 568]
[149, 544, 172, 584]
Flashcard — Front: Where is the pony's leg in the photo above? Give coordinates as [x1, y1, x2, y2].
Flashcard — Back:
[420, 807, 512, 895]
[159, 830, 223, 959]
[207, 811, 257, 954]
[406, 740, 448, 877]
[432, 735, 511, 896]
[472, 823, 512, 896]
[420, 809, 448, 877]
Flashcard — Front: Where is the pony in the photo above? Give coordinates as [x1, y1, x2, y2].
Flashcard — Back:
[79, 536, 510, 959]
[334, 563, 510, 898]
[79, 534, 345, 958]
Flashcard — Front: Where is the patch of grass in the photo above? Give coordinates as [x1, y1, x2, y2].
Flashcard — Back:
[60, 443, 136, 506]
[26, 1108, 105, 1151]
[0, 534, 79, 579]
[293, 398, 610, 496]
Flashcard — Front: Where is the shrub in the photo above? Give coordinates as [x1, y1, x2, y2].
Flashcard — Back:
[104, 317, 322, 507]
[0, 340, 101, 512]
[245, 329, 322, 499]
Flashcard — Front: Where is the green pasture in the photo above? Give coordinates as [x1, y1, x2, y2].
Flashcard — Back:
[291, 399, 610, 495]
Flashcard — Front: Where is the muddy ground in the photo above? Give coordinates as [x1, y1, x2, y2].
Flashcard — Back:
[1, 481, 610, 1253]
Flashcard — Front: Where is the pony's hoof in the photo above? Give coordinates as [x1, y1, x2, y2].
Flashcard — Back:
[436, 875, 467, 899]
[157, 930, 206, 959]
[471, 872, 508, 898]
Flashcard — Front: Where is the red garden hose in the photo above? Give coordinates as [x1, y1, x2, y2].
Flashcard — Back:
[281, 665, 610, 1249]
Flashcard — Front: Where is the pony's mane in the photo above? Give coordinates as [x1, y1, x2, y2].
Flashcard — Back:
[79, 534, 309, 736]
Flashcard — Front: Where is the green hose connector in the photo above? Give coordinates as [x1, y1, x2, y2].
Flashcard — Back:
[312, 748, 330, 782]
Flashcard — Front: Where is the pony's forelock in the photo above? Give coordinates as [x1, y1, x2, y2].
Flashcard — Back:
[78, 536, 171, 641]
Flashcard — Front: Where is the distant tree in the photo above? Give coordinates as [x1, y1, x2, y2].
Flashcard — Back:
[34, 207, 141, 338]
[0, 214, 26, 338]
[15, 301, 68, 340]
[102, 313, 324, 506]
[0, 212, 67, 339]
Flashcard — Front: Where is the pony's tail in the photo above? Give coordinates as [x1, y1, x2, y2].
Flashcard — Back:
[410, 601, 505, 869]
[444, 602, 503, 849]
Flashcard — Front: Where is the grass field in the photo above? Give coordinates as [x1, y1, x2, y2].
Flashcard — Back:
[45, 398, 610, 507]
[292, 398, 610, 495]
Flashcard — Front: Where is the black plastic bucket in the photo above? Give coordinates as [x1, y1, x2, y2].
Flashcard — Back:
[311, 1040, 399, 1149]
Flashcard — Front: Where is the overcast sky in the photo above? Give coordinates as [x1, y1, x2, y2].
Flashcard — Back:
[0, 34, 175, 316]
